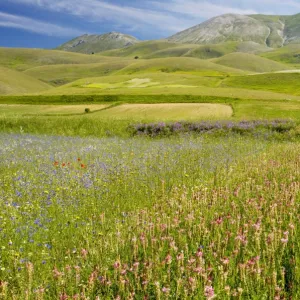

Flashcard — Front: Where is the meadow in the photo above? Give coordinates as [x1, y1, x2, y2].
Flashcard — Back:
[0, 131, 299, 299]
[0, 43, 300, 299]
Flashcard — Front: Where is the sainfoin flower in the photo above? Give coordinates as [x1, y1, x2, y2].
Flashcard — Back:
[204, 285, 215, 299]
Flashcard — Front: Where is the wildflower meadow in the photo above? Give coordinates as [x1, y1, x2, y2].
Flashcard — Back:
[0, 130, 299, 299]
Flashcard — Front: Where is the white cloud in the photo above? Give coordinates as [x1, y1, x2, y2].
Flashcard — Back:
[152, 0, 259, 19]
[6, 0, 198, 34]
[3, 0, 300, 38]
[0, 12, 83, 36]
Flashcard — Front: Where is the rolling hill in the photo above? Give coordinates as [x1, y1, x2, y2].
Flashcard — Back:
[0, 66, 51, 95]
[260, 44, 300, 64]
[0, 47, 114, 71]
[115, 57, 245, 75]
[212, 53, 293, 73]
[24, 60, 137, 86]
[101, 41, 180, 58]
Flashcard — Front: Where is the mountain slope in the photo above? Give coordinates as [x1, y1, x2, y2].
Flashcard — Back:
[101, 41, 180, 58]
[57, 32, 139, 54]
[168, 13, 300, 48]
[168, 14, 270, 45]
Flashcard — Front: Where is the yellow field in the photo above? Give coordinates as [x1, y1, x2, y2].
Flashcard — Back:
[90, 103, 233, 120]
[0, 104, 108, 116]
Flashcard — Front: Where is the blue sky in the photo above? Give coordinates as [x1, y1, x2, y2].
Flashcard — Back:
[1, 0, 300, 48]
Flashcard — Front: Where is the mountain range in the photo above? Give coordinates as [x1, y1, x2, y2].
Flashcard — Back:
[58, 13, 300, 54]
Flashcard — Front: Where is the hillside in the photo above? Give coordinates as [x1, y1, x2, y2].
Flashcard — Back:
[168, 13, 300, 48]
[0, 47, 113, 71]
[115, 57, 245, 75]
[260, 44, 300, 64]
[24, 60, 136, 86]
[0, 66, 51, 95]
[212, 53, 292, 73]
[57, 32, 139, 54]
[101, 41, 180, 58]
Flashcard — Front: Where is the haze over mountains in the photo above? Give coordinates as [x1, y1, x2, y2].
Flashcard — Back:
[57, 13, 300, 54]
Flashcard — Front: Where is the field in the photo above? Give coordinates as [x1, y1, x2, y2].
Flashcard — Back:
[0, 43, 300, 299]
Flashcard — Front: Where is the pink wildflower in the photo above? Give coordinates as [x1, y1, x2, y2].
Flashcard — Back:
[204, 285, 215, 299]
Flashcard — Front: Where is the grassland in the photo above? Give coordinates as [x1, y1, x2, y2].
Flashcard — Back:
[101, 40, 181, 58]
[23, 60, 136, 86]
[1, 45, 300, 102]
[222, 72, 300, 95]
[260, 43, 300, 64]
[0, 48, 115, 71]
[211, 53, 293, 73]
[0, 131, 299, 299]
[0, 66, 51, 95]
[0, 43, 300, 299]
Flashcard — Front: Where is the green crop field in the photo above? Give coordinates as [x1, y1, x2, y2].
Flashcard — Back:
[0, 40, 300, 300]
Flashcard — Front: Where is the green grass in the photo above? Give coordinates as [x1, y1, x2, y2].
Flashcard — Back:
[0, 66, 51, 95]
[145, 44, 199, 59]
[0, 133, 299, 299]
[0, 47, 114, 71]
[100, 40, 180, 58]
[44, 75, 300, 101]
[222, 72, 300, 95]
[183, 42, 239, 59]
[212, 53, 293, 73]
[261, 44, 300, 64]
[233, 99, 300, 120]
[23, 60, 136, 86]
[115, 57, 244, 75]
[0, 47, 299, 100]
[0, 96, 299, 139]
[1, 42, 300, 300]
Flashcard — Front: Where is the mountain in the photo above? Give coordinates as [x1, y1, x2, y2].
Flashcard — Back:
[57, 32, 140, 54]
[168, 13, 300, 48]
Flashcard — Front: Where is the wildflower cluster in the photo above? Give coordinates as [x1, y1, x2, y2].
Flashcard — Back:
[131, 119, 296, 137]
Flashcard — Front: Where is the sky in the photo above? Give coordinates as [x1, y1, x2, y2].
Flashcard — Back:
[1, 0, 300, 49]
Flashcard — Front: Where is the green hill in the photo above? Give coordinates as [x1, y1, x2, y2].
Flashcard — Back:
[260, 44, 300, 64]
[212, 53, 292, 73]
[145, 41, 271, 60]
[24, 60, 137, 86]
[115, 57, 245, 75]
[0, 48, 113, 71]
[101, 41, 180, 58]
[0, 66, 51, 95]
[145, 44, 199, 59]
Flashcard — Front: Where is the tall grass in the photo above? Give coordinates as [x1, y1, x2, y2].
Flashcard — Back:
[0, 133, 299, 298]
